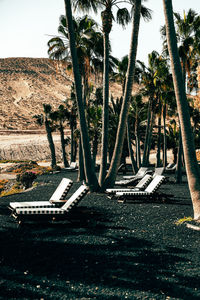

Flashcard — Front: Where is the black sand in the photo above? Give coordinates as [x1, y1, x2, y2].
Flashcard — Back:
[0, 171, 200, 299]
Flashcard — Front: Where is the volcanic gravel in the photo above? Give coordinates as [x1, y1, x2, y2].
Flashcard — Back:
[0, 171, 200, 299]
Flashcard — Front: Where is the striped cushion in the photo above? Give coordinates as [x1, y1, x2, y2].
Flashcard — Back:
[50, 178, 73, 202]
[10, 201, 57, 209]
[116, 191, 151, 197]
[15, 207, 66, 215]
[106, 188, 140, 194]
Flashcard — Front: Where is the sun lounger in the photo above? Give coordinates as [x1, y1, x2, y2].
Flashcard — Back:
[106, 174, 153, 198]
[153, 167, 165, 176]
[165, 163, 177, 173]
[116, 175, 166, 203]
[115, 168, 151, 187]
[9, 178, 73, 210]
[64, 162, 78, 171]
[122, 167, 150, 180]
[11, 184, 89, 222]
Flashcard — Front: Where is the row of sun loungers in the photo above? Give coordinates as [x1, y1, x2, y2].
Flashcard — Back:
[9, 166, 171, 223]
[115, 167, 165, 187]
[106, 174, 153, 199]
[106, 174, 170, 203]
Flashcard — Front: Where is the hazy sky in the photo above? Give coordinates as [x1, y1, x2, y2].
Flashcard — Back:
[0, 0, 200, 65]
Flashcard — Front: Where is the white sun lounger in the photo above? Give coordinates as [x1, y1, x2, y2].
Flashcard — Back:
[9, 178, 73, 210]
[64, 162, 78, 171]
[11, 184, 89, 221]
[153, 167, 165, 176]
[122, 167, 149, 180]
[106, 174, 153, 197]
[165, 163, 177, 173]
[116, 175, 165, 203]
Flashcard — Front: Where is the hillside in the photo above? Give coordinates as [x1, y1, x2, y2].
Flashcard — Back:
[0, 57, 123, 131]
[0, 57, 73, 130]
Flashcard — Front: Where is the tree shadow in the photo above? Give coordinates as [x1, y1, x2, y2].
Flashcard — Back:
[0, 214, 200, 299]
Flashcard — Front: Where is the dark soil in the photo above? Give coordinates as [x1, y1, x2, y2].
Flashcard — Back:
[0, 171, 200, 300]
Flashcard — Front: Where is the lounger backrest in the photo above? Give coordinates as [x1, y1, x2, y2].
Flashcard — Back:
[166, 163, 174, 169]
[145, 175, 165, 193]
[50, 178, 73, 202]
[166, 163, 176, 170]
[61, 185, 89, 212]
[135, 174, 152, 189]
[70, 162, 77, 169]
[153, 167, 164, 177]
[137, 167, 148, 176]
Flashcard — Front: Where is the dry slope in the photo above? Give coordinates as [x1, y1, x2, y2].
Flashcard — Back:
[0, 57, 74, 130]
[0, 57, 123, 131]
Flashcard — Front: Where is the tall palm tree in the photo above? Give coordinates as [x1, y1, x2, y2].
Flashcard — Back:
[137, 55, 160, 167]
[102, 0, 142, 189]
[161, 9, 200, 180]
[73, 0, 152, 186]
[64, 0, 99, 191]
[161, 9, 200, 93]
[51, 105, 70, 168]
[48, 14, 104, 105]
[33, 104, 57, 168]
[129, 94, 147, 169]
[162, 0, 200, 220]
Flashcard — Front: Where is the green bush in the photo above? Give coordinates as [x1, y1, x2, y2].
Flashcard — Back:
[16, 171, 37, 189]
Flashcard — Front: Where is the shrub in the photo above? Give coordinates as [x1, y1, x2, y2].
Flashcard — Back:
[0, 180, 9, 194]
[16, 171, 37, 189]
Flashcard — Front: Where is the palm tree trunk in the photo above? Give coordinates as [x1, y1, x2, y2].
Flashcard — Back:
[176, 128, 183, 183]
[64, 0, 99, 191]
[70, 121, 74, 163]
[77, 136, 85, 182]
[156, 114, 162, 167]
[45, 119, 56, 168]
[59, 122, 69, 167]
[162, 104, 167, 168]
[127, 118, 137, 174]
[163, 0, 200, 220]
[146, 110, 154, 165]
[102, 0, 142, 189]
[92, 130, 98, 166]
[142, 97, 152, 166]
[135, 120, 141, 169]
[99, 32, 110, 186]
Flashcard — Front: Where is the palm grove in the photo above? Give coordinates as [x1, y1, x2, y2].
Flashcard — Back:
[37, 0, 200, 220]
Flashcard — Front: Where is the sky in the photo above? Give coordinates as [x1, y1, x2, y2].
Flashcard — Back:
[0, 0, 200, 66]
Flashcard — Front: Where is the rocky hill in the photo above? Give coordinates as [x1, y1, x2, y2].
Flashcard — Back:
[0, 57, 74, 131]
[0, 57, 123, 131]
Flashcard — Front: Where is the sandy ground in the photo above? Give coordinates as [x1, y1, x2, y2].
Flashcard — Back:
[0, 134, 175, 181]
[0, 133, 61, 147]
[0, 134, 62, 180]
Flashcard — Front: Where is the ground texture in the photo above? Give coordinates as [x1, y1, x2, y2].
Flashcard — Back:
[0, 171, 200, 300]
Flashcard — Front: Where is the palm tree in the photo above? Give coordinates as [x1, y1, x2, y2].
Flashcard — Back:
[51, 105, 70, 168]
[161, 9, 200, 93]
[33, 104, 57, 168]
[48, 14, 104, 105]
[161, 9, 200, 180]
[162, 0, 200, 220]
[113, 55, 129, 94]
[73, 0, 152, 186]
[129, 94, 147, 169]
[102, 0, 142, 189]
[64, 0, 99, 191]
